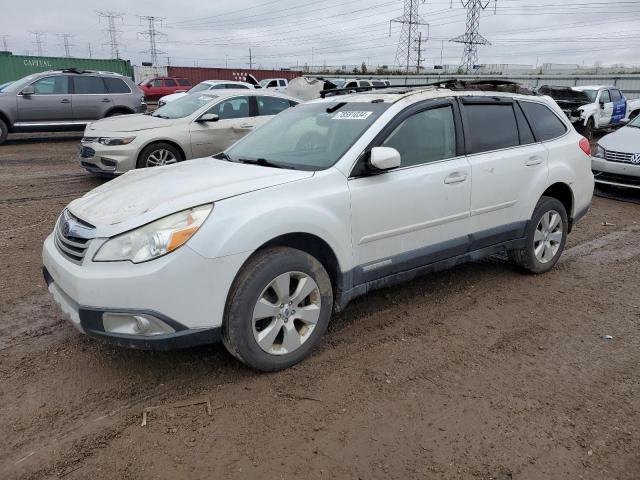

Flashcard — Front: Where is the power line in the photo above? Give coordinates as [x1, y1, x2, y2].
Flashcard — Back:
[56, 33, 74, 57]
[450, 0, 496, 73]
[390, 0, 429, 72]
[138, 15, 167, 65]
[30, 31, 45, 56]
[98, 11, 124, 59]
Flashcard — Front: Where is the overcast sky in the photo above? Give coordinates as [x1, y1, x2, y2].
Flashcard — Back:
[2, 0, 638, 69]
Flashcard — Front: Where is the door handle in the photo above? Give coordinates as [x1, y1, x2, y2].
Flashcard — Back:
[525, 156, 543, 167]
[101, 98, 111, 103]
[60, 99, 71, 104]
[444, 172, 468, 184]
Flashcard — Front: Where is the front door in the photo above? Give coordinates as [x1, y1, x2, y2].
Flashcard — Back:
[349, 101, 471, 284]
[189, 95, 254, 157]
[16, 75, 72, 123]
[596, 89, 613, 127]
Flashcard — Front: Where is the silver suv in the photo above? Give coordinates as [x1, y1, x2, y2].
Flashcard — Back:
[0, 69, 146, 144]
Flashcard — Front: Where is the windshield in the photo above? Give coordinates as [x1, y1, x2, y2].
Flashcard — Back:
[151, 94, 215, 119]
[226, 102, 390, 171]
[189, 82, 211, 93]
[629, 113, 640, 128]
[259, 79, 270, 87]
[580, 89, 598, 102]
[332, 80, 346, 88]
[0, 81, 12, 92]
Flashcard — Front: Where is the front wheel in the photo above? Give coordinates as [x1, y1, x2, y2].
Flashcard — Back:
[223, 247, 333, 371]
[509, 196, 568, 274]
[0, 118, 7, 145]
[136, 142, 183, 169]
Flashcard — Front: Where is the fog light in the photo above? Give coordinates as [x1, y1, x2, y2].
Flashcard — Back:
[101, 158, 117, 170]
[102, 312, 175, 336]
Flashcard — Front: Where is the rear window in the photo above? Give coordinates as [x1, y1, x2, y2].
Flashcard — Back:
[464, 103, 520, 153]
[104, 77, 131, 94]
[520, 101, 568, 142]
[178, 79, 190, 86]
[73, 76, 106, 94]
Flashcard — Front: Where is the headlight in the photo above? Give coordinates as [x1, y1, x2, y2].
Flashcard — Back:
[94, 204, 213, 263]
[593, 144, 605, 158]
[98, 137, 136, 146]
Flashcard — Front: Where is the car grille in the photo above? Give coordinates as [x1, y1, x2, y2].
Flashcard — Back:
[54, 210, 95, 264]
[593, 170, 640, 188]
[79, 146, 95, 158]
[604, 150, 635, 164]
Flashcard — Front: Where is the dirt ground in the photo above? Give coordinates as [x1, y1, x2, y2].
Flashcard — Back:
[1, 133, 639, 480]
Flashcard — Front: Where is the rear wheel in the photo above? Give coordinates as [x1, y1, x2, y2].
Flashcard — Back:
[629, 110, 639, 122]
[136, 142, 183, 169]
[0, 118, 7, 145]
[223, 247, 333, 371]
[509, 196, 568, 274]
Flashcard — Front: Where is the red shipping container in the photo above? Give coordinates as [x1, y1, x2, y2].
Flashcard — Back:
[166, 66, 302, 86]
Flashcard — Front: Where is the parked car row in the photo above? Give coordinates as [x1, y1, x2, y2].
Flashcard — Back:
[43, 80, 598, 372]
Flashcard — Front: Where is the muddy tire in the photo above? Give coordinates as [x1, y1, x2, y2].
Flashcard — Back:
[223, 247, 333, 372]
[509, 196, 568, 274]
[136, 142, 183, 169]
[0, 118, 7, 145]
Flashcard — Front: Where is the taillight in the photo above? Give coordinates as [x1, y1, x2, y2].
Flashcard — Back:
[579, 137, 591, 156]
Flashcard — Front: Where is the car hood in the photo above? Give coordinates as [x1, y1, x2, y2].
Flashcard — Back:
[599, 125, 640, 153]
[160, 92, 188, 103]
[87, 114, 176, 133]
[67, 158, 314, 233]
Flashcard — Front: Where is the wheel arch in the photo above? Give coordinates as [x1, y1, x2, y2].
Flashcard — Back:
[0, 110, 12, 132]
[137, 139, 187, 164]
[104, 106, 134, 117]
[541, 182, 575, 230]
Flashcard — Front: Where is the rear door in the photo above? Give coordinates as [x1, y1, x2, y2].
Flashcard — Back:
[461, 97, 549, 247]
[189, 95, 252, 157]
[164, 78, 178, 94]
[609, 88, 626, 125]
[71, 75, 111, 120]
[16, 75, 72, 123]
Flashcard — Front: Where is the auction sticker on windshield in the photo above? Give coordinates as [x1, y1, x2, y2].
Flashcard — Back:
[333, 111, 372, 120]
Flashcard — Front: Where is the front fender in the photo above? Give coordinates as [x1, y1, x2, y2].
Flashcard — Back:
[578, 104, 598, 126]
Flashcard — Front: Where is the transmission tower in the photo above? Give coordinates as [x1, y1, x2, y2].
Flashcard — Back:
[0, 35, 8, 52]
[138, 16, 167, 65]
[450, 0, 496, 73]
[390, 0, 428, 73]
[30, 31, 45, 56]
[57, 33, 74, 57]
[98, 11, 124, 59]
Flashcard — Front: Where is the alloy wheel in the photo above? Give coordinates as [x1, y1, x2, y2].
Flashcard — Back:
[252, 271, 321, 355]
[534, 210, 563, 264]
[146, 149, 177, 167]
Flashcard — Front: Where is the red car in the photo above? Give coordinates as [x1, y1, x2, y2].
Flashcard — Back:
[138, 77, 192, 101]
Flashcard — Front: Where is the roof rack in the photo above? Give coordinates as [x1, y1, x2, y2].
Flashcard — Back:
[320, 78, 536, 98]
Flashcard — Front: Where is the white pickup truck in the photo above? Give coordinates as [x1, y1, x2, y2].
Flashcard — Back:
[539, 85, 640, 139]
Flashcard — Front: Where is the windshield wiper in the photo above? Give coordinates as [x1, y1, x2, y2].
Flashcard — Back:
[237, 158, 291, 169]
[152, 113, 170, 119]
[213, 152, 233, 161]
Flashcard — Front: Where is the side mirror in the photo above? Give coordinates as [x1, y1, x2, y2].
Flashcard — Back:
[369, 147, 401, 171]
[197, 113, 219, 123]
[21, 85, 35, 96]
[599, 100, 605, 109]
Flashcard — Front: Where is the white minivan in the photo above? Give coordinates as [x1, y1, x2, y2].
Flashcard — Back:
[44, 83, 594, 371]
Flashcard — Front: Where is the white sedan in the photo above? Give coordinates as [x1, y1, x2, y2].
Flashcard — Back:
[78, 90, 298, 175]
[592, 114, 640, 189]
[158, 80, 257, 106]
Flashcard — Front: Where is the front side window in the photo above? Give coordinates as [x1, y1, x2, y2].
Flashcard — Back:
[267, 80, 278, 88]
[104, 77, 131, 94]
[31, 76, 69, 95]
[520, 101, 567, 142]
[226, 102, 389, 171]
[151, 79, 163, 88]
[152, 94, 215, 119]
[382, 106, 456, 167]
[209, 84, 228, 90]
[464, 103, 520, 154]
[73, 76, 106, 94]
[600, 90, 611, 103]
[208, 96, 250, 119]
[257, 96, 294, 116]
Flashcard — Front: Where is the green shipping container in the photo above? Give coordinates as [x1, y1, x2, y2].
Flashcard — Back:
[0, 52, 133, 84]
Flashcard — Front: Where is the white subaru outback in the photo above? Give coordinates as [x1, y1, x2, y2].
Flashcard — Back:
[43, 83, 594, 371]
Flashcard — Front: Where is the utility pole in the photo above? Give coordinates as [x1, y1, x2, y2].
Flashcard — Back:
[30, 31, 45, 56]
[450, 0, 497, 73]
[98, 11, 124, 59]
[88, 43, 92, 58]
[390, 0, 429, 73]
[166, 56, 171, 66]
[311, 47, 314, 71]
[0, 35, 8, 52]
[57, 33, 74, 57]
[413, 27, 429, 73]
[248, 48, 253, 69]
[138, 16, 167, 65]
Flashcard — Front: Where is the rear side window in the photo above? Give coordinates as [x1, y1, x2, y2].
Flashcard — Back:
[73, 76, 106, 94]
[165, 79, 177, 87]
[464, 103, 519, 153]
[382, 106, 456, 167]
[610, 89, 622, 102]
[104, 77, 131, 94]
[178, 79, 190, 86]
[257, 96, 292, 116]
[520, 101, 568, 142]
[278, 80, 286, 87]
